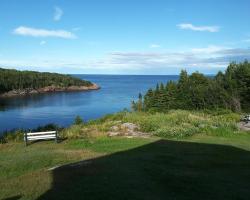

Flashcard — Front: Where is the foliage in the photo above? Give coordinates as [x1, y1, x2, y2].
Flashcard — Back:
[121, 110, 240, 138]
[0, 110, 243, 142]
[61, 110, 241, 139]
[74, 115, 84, 125]
[132, 61, 250, 112]
[35, 123, 62, 132]
[0, 68, 93, 93]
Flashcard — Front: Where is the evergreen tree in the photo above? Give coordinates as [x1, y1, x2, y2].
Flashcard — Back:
[132, 61, 250, 112]
[0, 68, 93, 94]
[131, 100, 138, 111]
[144, 88, 154, 111]
[137, 93, 143, 111]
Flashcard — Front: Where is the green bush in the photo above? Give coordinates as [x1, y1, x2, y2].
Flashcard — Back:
[74, 116, 84, 125]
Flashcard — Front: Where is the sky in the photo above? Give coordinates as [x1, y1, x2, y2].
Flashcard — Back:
[0, 0, 250, 75]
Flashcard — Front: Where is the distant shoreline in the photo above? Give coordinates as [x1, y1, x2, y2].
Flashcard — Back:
[0, 83, 100, 98]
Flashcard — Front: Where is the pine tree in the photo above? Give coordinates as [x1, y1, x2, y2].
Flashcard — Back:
[137, 93, 143, 111]
[132, 61, 250, 112]
[131, 100, 138, 111]
[74, 115, 83, 125]
[144, 88, 154, 111]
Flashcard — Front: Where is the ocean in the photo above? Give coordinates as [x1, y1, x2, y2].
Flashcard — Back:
[0, 75, 179, 133]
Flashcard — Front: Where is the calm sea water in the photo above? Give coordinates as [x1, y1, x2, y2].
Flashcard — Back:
[0, 75, 179, 133]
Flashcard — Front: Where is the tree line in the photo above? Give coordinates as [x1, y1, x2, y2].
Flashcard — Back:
[0, 68, 93, 93]
[132, 61, 250, 112]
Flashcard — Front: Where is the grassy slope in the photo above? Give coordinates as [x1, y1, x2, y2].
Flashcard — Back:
[58, 110, 242, 140]
[1, 135, 250, 200]
[0, 138, 154, 200]
[1, 110, 250, 200]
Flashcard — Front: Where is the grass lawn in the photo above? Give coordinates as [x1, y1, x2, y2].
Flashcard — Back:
[1, 134, 250, 200]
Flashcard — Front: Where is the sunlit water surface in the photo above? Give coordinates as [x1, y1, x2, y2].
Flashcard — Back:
[0, 75, 179, 133]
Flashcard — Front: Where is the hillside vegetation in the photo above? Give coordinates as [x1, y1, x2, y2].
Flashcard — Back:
[132, 61, 250, 112]
[0, 110, 243, 142]
[60, 110, 243, 139]
[0, 68, 93, 94]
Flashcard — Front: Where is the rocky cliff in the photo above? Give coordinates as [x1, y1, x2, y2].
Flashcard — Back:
[0, 83, 100, 97]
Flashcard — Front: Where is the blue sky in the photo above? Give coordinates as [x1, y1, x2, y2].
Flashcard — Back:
[0, 0, 250, 74]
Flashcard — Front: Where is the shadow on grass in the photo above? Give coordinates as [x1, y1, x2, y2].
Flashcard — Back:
[2, 195, 22, 200]
[37, 139, 250, 200]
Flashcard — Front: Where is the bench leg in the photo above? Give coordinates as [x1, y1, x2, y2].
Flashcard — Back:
[25, 133, 28, 146]
[55, 131, 58, 143]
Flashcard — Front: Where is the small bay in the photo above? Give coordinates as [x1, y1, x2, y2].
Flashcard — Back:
[0, 75, 179, 132]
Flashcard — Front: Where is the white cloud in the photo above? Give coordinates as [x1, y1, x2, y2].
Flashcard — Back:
[85, 46, 250, 73]
[40, 40, 46, 45]
[177, 23, 220, 32]
[191, 45, 226, 54]
[54, 6, 63, 21]
[13, 26, 77, 39]
[150, 44, 160, 48]
[1, 46, 249, 74]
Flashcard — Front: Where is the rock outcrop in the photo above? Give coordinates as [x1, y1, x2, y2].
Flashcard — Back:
[238, 122, 250, 131]
[108, 122, 150, 138]
[0, 83, 100, 97]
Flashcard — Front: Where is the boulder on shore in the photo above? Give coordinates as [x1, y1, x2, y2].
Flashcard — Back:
[108, 122, 150, 138]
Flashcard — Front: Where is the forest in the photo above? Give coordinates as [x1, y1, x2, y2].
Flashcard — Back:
[0, 68, 92, 93]
[132, 61, 250, 112]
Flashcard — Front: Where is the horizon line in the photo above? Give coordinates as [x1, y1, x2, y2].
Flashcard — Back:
[69, 73, 216, 76]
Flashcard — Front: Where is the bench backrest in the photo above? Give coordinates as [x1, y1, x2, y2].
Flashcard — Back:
[24, 131, 57, 145]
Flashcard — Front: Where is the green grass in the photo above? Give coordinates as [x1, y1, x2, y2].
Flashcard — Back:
[59, 110, 241, 139]
[1, 134, 250, 200]
[40, 135, 250, 200]
[186, 133, 250, 151]
[0, 141, 102, 200]
[1, 110, 250, 200]
[67, 137, 158, 153]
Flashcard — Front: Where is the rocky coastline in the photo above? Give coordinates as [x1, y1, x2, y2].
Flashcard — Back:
[0, 83, 100, 98]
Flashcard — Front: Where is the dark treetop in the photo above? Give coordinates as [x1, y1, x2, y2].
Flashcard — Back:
[132, 61, 250, 112]
[0, 68, 93, 94]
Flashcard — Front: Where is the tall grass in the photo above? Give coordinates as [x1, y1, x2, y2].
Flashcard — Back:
[119, 110, 241, 138]
[1, 110, 243, 142]
[61, 109, 241, 139]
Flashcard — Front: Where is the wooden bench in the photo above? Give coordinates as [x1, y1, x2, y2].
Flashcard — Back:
[24, 131, 58, 146]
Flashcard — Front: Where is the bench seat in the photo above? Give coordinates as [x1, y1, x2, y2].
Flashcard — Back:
[24, 131, 58, 146]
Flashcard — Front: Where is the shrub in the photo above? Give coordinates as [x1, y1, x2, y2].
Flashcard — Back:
[74, 116, 84, 125]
